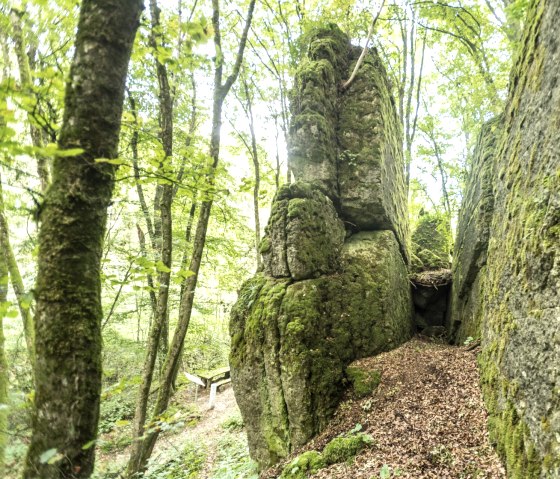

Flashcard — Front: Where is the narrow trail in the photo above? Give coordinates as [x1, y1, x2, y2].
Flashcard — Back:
[264, 337, 505, 479]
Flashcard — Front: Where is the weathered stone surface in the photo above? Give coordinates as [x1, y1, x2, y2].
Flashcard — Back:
[288, 25, 409, 260]
[261, 182, 345, 281]
[472, 2, 560, 477]
[449, 116, 501, 343]
[337, 46, 409, 260]
[230, 230, 412, 468]
[289, 25, 348, 198]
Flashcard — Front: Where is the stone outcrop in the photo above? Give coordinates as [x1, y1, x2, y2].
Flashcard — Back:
[448, 116, 501, 343]
[231, 226, 411, 467]
[451, 2, 560, 477]
[289, 24, 409, 261]
[230, 25, 412, 468]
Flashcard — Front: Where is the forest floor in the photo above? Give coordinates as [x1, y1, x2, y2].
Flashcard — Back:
[262, 337, 506, 479]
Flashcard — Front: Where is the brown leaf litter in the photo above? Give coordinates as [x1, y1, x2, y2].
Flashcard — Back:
[262, 337, 505, 479]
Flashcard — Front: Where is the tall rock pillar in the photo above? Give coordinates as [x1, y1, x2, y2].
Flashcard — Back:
[230, 25, 412, 468]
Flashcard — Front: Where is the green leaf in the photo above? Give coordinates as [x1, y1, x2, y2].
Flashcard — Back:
[39, 448, 58, 464]
[155, 261, 171, 273]
[81, 440, 96, 450]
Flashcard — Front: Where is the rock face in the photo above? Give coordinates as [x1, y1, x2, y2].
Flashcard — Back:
[289, 24, 409, 261]
[231, 25, 412, 468]
[261, 183, 345, 281]
[451, 2, 560, 477]
[230, 228, 411, 467]
[448, 117, 501, 343]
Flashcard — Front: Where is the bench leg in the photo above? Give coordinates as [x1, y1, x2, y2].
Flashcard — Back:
[208, 382, 218, 409]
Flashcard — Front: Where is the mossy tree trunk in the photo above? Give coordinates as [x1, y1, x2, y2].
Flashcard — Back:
[124, 0, 256, 475]
[22, 1, 142, 478]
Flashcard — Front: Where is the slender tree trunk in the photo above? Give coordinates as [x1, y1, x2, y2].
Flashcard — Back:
[128, 0, 175, 469]
[10, 8, 50, 191]
[125, 0, 256, 474]
[0, 247, 8, 468]
[0, 172, 34, 366]
[242, 80, 261, 268]
[23, 1, 142, 477]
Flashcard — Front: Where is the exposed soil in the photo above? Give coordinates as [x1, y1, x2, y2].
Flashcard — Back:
[262, 337, 505, 479]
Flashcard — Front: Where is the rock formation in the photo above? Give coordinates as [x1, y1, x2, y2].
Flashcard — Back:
[449, 116, 501, 343]
[230, 25, 412, 468]
[450, 2, 560, 476]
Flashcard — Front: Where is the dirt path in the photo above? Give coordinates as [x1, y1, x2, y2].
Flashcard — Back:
[263, 337, 506, 479]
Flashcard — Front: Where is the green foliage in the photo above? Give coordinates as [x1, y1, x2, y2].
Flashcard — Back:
[220, 412, 244, 432]
[211, 433, 258, 479]
[144, 440, 206, 479]
[372, 464, 402, 479]
[279, 451, 325, 479]
[411, 211, 452, 273]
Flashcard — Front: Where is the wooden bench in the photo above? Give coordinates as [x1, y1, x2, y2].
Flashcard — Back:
[184, 366, 231, 408]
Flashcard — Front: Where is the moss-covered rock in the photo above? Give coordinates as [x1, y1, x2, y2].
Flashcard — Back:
[346, 366, 381, 398]
[288, 25, 409, 261]
[279, 451, 325, 479]
[289, 25, 347, 198]
[231, 24, 412, 472]
[231, 230, 411, 468]
[261, 182, 345, 281]
[322, 433, 373, 465]
[470, 2, 560, 477]
[411, 212, 451, 273]
[337, 44, 409, 261]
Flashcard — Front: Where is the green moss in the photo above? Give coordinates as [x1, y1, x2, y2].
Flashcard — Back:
[259, 236, 271, 254]
[346, 366, 381, 398]
[279, 451, 325, 479]
[322, 433, 373, 465]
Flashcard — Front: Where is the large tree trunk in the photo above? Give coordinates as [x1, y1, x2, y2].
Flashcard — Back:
[23, 1, 142, 478]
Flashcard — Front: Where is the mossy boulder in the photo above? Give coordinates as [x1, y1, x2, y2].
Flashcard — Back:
[279, 451, 325, 479]
[261, 182, 345, 281]
[289, 25, 347, 198]
[346, 366, 381, 398]
[337, 44, 409, 261]
[322, 433, 373, 465]
[411, 212, 451, 273]
[288, 25, 409, 261]
[230, 230, 412, 468]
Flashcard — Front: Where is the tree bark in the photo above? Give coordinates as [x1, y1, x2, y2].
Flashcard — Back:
[127, 0, 175, 471]
[23, 1, 142, 478]
[10, 8, 50, 191]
